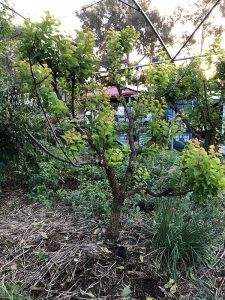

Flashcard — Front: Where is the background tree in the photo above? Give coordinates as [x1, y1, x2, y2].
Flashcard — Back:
[76, 0, 174, 60]
[0, 2, 46, 180]
[0, 3, 25, 161]
[77, 0, 225, 60]
[173, 0, 225, 55]
[166, 48, 225, 151]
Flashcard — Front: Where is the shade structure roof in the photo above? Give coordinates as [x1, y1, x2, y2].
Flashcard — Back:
[107, 86, 139, 98]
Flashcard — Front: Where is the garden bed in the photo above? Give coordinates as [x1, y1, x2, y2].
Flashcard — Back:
[0, 188, 224, 300]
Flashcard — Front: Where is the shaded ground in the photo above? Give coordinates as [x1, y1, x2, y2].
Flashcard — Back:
[0, 188, 224, 300]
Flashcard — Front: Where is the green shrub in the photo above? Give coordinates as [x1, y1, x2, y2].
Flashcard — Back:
[0, 281, 32, 300]
[7, 142, 48, 188]
[180, 140, 225, 202]
[136, 150, 182, 191]
[152, 199, 216, 278]
[27, 185, 55, 208]
[0, 162, 7, 191]
[63, 180, 112, 220]
[78, 165, 106, 181]
[28, 160, 63, 188]
[27, 159, 64, 206]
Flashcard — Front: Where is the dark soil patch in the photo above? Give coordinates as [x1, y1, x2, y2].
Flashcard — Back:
[61, 176, 80, 191]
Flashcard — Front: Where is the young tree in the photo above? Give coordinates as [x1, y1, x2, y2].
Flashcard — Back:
[17, 15, 225, 239]
[17, 17, 181, 238]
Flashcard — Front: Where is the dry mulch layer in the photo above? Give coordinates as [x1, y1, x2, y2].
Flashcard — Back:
[0, 188, 224, 300]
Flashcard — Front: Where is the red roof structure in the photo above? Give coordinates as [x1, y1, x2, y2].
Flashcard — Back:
[86, 86, 139, 99]
[106, 86, 139, 98]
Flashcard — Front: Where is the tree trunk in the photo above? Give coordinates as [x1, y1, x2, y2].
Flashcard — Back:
[203, 128, 216, 152]
[107, 195, 124, 240]
[104, 166, 125, 240]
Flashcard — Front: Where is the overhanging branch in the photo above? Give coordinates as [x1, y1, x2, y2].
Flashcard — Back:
[26, 130, 99, 167]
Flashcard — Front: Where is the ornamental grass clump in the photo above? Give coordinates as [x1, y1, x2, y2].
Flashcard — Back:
[152, 200, 216, 278]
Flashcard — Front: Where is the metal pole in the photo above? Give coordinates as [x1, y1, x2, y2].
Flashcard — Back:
[172, 0, 222, 61]
[130, 0, 172, 60]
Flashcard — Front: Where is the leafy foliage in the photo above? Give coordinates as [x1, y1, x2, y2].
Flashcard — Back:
[27, 159, 64, 207]
[180, 140, 225, 202]
[63, 179, 112, 220]
[0, 280, 31, 300]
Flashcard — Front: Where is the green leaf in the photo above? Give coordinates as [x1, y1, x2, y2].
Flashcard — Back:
[80, 289, 96, 299]
[116, 265, 125, 270]
[120, 286, 132, 297]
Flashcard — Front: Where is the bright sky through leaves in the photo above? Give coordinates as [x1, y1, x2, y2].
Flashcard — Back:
[8, 0, 225, 56]
[11, 0, 188, 34]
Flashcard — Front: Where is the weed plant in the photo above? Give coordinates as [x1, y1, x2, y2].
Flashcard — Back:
[0, 280, 32, 300]
[27, 159, 64, 207]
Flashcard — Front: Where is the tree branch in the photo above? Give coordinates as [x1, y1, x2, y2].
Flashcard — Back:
[28, 57, 92, 168]
[170, 100, 202, 139]
[51, 72, 62, 100]
[71, 73, 76, 118]
[116, 85, 137, 190]
[26, 130, 98, 167]
[126, 185, 189, 198]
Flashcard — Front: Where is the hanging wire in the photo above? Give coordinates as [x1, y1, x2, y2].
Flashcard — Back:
[130, 0, 172, 60]
[0, 1, 27, 19]
[95, 54, 207, 74]
[117, 0, 139, 11]
[81, 0, 104, 11]
[172, 0, 222, 61]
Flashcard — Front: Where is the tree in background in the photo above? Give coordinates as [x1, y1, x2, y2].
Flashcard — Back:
[172, 0, 225, 54]
[76, 0, 174, 59]
[145, 45, 225, 151]
[77, 0, 225, 60]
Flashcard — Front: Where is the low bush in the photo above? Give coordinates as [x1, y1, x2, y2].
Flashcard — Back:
[134, 150, 183, 193]
[27, 159, 64, 207]
[152, 198, 217, 278]
[180, 140, 225, 202]
[63, 179, 112, 220]
[0, 162, 7, 191]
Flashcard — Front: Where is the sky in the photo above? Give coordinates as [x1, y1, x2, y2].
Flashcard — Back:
[5, 0, 224, 58]
[10, 0, 188, 34]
